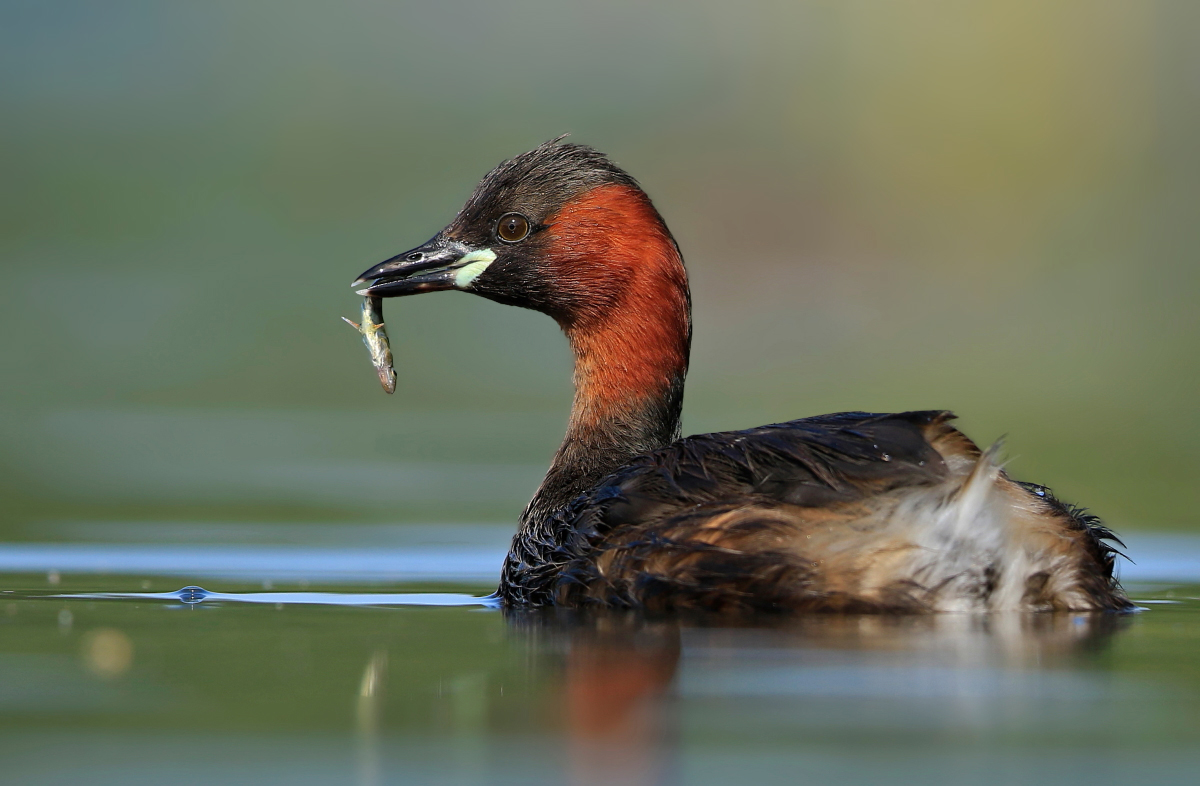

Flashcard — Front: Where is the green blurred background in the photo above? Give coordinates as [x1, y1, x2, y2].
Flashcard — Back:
[1, 0, 1197, 537]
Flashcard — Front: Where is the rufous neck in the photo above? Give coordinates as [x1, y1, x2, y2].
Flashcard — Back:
[521, 185, 691, 527]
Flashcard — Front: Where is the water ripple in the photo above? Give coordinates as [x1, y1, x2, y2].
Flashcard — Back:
[56, 585, 500, 608]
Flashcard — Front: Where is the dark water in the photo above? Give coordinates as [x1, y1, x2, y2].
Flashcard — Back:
[1, 531, 1198, 786]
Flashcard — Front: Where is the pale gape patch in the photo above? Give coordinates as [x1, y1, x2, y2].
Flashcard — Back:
[454, 249, 496, 288]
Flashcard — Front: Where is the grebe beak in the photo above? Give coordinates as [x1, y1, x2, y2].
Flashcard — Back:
[351, 235, 496, 297]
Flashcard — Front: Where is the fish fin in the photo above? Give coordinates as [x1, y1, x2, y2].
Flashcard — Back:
[341, 316, 362, 331]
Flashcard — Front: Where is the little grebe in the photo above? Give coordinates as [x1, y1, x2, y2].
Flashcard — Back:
[353, 139, 1131, 613]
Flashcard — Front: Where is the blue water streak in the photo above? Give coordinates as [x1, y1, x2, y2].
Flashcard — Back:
[55, 585, 500, 608]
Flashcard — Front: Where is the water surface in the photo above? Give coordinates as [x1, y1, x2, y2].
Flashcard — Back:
[0, 528, 1198, 785]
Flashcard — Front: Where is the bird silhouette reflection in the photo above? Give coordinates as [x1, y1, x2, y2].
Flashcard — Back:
[504, 608, 1129, 786]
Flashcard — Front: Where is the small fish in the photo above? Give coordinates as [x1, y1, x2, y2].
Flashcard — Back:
[342, 295, 396, 394]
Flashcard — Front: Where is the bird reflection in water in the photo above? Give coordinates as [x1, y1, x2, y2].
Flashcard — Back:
[509, 609, 1129, 786]
[714, 610, 1133, 665]
[510, 609, 682, 786]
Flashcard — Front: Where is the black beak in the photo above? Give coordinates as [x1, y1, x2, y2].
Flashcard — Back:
[352, 235, 489, 297]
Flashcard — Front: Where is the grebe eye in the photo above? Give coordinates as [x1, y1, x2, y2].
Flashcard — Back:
[496, 213, 530, 243]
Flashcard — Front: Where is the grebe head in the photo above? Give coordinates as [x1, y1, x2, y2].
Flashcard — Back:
[354, 139, 692, 520]
[353, 138, 687, 333]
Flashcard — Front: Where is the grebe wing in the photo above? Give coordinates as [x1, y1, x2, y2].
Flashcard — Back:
[547, 411, 1127, 612]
